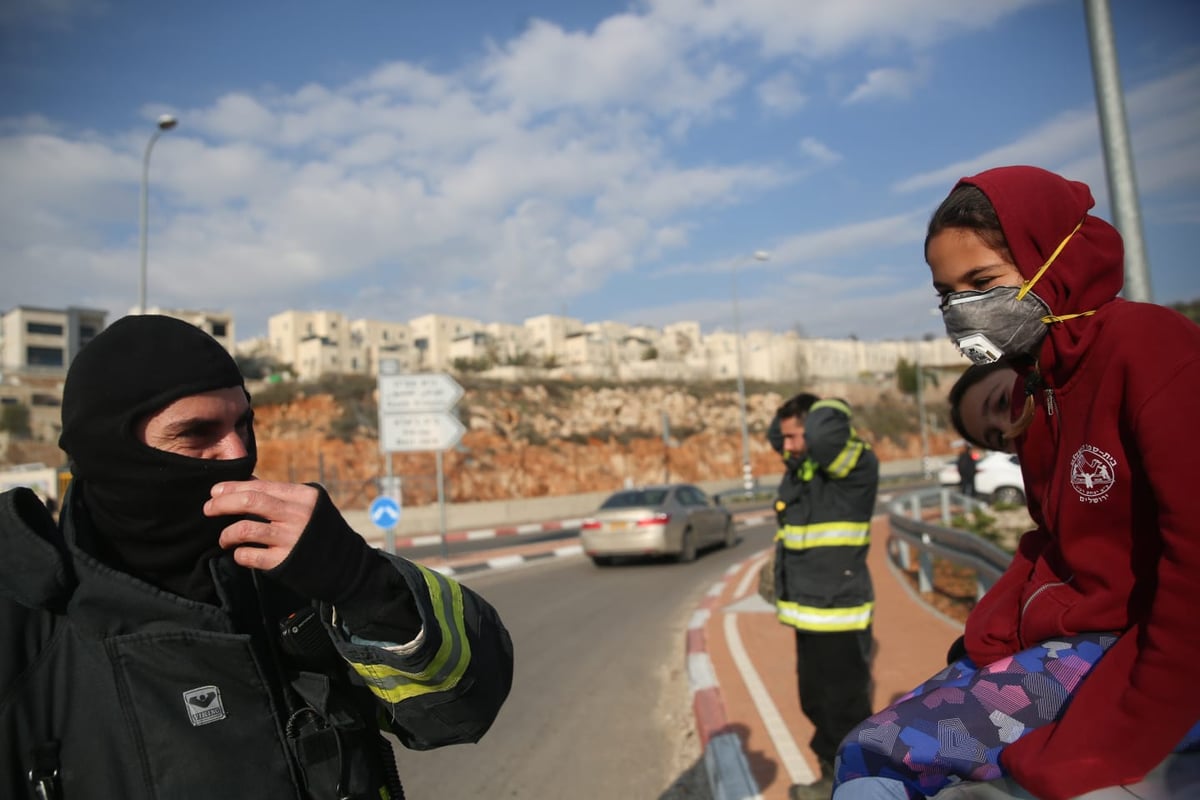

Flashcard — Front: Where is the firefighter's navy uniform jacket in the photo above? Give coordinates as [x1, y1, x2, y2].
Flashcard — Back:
[773, 400, 879, 632]
[0, 486, 513, 799]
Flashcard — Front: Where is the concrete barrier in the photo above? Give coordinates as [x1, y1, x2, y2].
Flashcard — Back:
[343, 457, 928, 538]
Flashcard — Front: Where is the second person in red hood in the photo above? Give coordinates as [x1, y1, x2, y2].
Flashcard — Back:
[831, 165, 1200, 800]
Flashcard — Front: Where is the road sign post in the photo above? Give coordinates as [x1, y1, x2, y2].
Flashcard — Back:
[376, 370, 465, 557]
[368, 494, 402, 553]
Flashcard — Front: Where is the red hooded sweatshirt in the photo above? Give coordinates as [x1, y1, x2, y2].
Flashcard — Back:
[955, 166, 1200, 799]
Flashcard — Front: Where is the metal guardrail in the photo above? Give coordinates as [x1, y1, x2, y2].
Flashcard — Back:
[887, 487, 1014, 600]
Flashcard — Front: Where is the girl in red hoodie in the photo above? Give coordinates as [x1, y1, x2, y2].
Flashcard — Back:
[832, 166, 1200, 800]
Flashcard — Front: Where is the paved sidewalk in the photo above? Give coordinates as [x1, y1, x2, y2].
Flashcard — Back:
[687, 516, 964, 800]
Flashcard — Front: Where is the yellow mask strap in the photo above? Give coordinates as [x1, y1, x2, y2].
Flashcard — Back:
[1016, 218, 1085, 301]
[1041, 309, 1096, 324]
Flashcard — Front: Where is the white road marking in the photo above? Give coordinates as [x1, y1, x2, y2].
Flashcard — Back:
[723, 612, 815, 786]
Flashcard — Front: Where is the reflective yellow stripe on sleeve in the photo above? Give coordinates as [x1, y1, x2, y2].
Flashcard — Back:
[825, 438, 865, 479]
[776, 521, 870, 549]
[349, 564, 472, 704]
[776, 599, 874, 632]
[810, 398, 852, 417]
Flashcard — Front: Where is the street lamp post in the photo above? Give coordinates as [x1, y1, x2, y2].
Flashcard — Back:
[137, 114, 178, 315]
[732, 249, 770, 494]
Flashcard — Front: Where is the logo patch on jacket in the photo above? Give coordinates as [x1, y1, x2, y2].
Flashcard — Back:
[1070, 445, 1117, 503]
[183, 685, 226, 726]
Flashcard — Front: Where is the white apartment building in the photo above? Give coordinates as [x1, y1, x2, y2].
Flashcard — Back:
[260, 307, 967, 384]
[268, 310, 365, 381]
[1, 305, 106, 374]
[523, 314, 584, 364]
[350, 318, 416, 375]
[144, 307, 236, 354]
[409, 314, 484, 371]
[2, 305, 241, 441]
[0, 305, 107, 442]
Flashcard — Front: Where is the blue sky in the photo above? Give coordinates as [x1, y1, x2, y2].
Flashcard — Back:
[2, 0, 1198, 343]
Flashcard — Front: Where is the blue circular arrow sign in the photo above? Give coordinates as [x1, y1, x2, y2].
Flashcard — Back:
[368, 496, 401, 530]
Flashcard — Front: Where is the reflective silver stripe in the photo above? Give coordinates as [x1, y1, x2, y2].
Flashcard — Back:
[777, 522, 870, 550]
[348, 564, 471, 703]
[776, 600, 874, 632]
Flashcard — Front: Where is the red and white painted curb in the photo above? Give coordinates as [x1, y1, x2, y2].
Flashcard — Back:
[687, 561, 764, 800]
[429, 543, 585, 577]
[379, 517, 588, 550]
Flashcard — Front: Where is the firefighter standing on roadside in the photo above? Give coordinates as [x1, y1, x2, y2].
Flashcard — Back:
[768, 393, 879, 800]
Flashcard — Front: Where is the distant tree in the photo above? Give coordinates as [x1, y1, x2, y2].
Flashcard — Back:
[641, 346, 658, 361]
[541, 354, 560, 369]
[504, 351, 536, 367]
[452, 356, 492, 373]
[236, 353, 293, 380]
[896, 357, 939, 396]
[1169, 297, 1200, 324]
[0, 402, 31, 436]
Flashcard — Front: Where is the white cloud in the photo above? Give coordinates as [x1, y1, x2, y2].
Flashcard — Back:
[843, 63, 926, 105]
[798, 137, 841, 166]
[645, 0, 1046, 58]
[3, 0, 1195, 342]
[893, 63, 1200, 200]
[757, 72, 808, 114]
[197, 93, 278, 141]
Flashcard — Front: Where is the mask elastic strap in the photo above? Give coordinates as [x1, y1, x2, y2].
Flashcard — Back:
[1040, 309, 1096, 324]
[1016, 218, 1084, 301]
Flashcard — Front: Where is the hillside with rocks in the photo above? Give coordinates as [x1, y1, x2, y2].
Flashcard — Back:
[252, 377, 960, 510]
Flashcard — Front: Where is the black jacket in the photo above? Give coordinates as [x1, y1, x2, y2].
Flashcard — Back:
[0, 487, 513, 799]
[773, 400, 879, 632]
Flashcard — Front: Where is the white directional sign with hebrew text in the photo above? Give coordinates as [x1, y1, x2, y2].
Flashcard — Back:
[379, 372, 464, 415]
[377, 371, 465, 452]
[380, 411, 466, 452]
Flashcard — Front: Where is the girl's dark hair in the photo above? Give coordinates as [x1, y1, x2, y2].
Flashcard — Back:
[925, 183, 1012, 263]
[948, 361, 1012, 448]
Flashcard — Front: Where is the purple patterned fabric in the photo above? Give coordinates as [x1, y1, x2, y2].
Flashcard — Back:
[834, 633, 1200, 797]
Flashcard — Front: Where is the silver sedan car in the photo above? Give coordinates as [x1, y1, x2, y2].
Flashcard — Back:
[580, 483, 735, 566]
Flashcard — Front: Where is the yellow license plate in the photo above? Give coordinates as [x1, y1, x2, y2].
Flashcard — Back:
[608, 521, 631, 531]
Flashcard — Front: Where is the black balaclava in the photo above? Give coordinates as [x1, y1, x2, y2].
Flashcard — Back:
[58, 315, 257, 604]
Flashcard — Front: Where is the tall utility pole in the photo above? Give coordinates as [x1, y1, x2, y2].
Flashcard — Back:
[915, 345, 931, 478]
[1084, 0, 1152, 302]
[732, 250, 770, 494]
[137, 114, 178, 314]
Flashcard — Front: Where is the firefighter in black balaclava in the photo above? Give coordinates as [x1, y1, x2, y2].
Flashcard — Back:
[1, 314, 513, 800]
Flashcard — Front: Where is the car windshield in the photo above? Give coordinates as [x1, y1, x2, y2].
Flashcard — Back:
[600, 489, 668, 509]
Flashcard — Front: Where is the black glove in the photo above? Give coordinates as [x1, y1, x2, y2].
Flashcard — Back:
[267, 485, 421, 641]
[946, 634, 968, 665]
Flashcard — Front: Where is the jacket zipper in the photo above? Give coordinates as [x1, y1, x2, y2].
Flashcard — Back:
[27, 741, 62, 800]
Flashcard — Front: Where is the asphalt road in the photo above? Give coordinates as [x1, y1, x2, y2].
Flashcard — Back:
[394, 521, 779, 800]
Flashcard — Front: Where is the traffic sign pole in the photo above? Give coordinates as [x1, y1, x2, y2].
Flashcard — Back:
[375, 371, 466, 557]
[436, 450, 448, 560]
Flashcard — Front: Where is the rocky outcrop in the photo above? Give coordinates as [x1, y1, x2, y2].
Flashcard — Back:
[253, 381, 958, 510]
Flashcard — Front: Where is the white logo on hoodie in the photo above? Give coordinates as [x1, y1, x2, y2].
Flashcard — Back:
[1070, 445, 1117, 503]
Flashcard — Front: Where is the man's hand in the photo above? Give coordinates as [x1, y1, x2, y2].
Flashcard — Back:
[206, 479, 319, 571]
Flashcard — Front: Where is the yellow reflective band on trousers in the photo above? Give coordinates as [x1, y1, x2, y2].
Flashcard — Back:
[350, 564, 472, 703]
[775, 521, 870, 549]
[776, 599, 874, 632]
